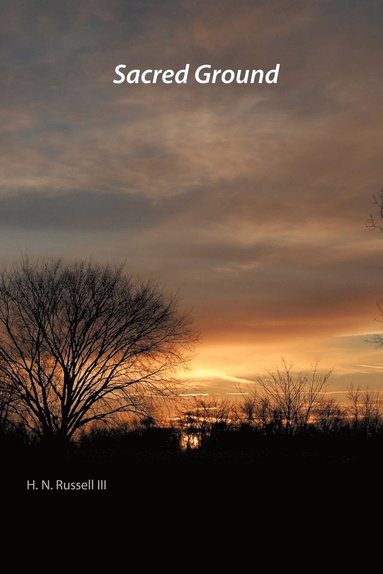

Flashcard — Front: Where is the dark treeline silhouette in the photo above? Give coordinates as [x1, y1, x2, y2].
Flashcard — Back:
[3, 363, 383, 460]
[2, 359, 383, 500]
[1, 250, 383, 482]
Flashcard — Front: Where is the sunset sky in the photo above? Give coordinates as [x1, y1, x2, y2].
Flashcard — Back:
[1, 0, 383, 395]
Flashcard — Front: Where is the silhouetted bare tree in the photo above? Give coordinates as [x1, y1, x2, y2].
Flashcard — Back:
[257, 361, 332, 434]
[240, 391, 283, 432]
[367, 189, 383, 231]
[0, 259, 194, 445]
[313, 398, 344, 433]
[347, 385, 383, 435]
[179, 396, 233, 433]
[367, 192, 383, 350]
[240, 393, 258, 428]
[177, 395, 234, 449]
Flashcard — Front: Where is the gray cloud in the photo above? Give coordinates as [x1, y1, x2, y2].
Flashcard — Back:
[1, 0, 383, 382]
[0, 190, 162, 230]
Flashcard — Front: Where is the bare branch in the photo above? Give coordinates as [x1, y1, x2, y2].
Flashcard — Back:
[367, 190, 383, 232]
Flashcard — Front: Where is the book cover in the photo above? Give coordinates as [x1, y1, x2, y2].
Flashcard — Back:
[1, 0, 382, 499]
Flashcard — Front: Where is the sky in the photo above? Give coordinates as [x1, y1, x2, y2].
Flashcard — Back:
[1, 0, 383, 395]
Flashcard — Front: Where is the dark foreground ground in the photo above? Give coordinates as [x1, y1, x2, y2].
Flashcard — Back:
[3, 432, 380, 556]
[3, 433, 383, 506]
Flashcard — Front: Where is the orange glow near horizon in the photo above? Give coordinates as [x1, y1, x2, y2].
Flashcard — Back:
[178, 317, 383, 395]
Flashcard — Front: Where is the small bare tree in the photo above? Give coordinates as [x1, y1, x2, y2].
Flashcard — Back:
[177, 395, 234, 450]
[240, 393, 258, 428]
[0, 259, 194, 445]
[366, 191, 383, 351]
[256, 360, 332, 434]
[178, 396, 233, 436]
[239, 391, 282, 432]
[367, 189, 383, 232]
[313, 398, 344, 433]
[347, 384, 383, 435]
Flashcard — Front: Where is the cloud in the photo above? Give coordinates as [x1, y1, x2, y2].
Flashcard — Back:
[1, 0, 383, 385]
[0, 190, 161, 230]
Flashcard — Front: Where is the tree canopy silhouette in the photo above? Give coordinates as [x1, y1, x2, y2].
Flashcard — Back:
[0, 259, 193, 444]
